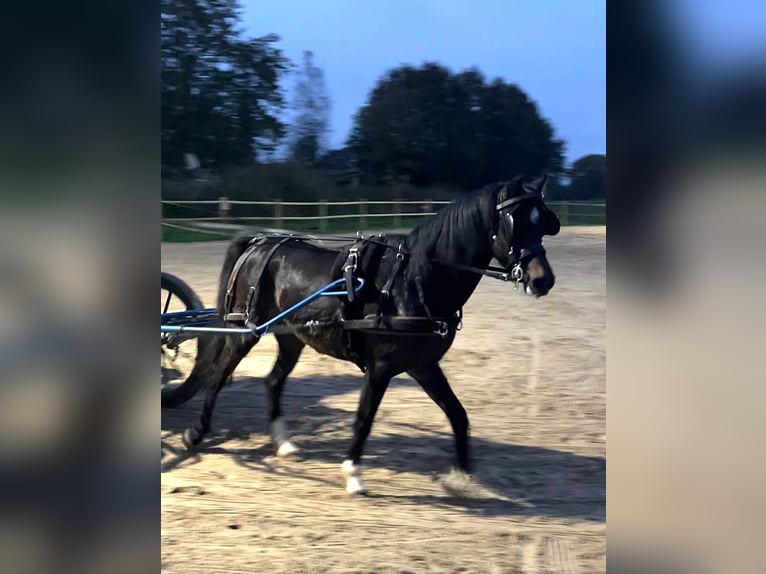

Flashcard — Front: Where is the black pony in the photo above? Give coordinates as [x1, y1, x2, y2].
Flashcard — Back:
[165, 175, 560, 494]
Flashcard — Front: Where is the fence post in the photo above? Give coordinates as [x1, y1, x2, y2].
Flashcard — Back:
[393, 200, 401, 228]
[359, 198, 367, 229]
[218, 196, 231, 221]
[559, 202, 569, 225]
[424, 199, 432, 215]
[319, 200, 328, 232]
[273, 198, 283, 228]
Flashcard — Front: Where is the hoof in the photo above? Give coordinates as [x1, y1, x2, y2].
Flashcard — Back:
[271, 418, 299, 458]
[440, 467, 475, 498]
[345, 475, 368, 495]
[276, 441, 299, 458]
[342, 459, 368, 495]
[182, 428, 202, 451]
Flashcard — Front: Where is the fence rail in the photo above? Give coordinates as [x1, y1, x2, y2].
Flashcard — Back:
[162, 197, 605, 233]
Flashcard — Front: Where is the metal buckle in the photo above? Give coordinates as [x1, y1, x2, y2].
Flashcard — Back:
[305, 320, 321, 335]
[344, 247, 359, 272]
[434, 321, 449, 338]
[511, 263, 524, 290]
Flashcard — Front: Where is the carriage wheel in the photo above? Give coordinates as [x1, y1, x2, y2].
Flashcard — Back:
[161, 272, 203, 406]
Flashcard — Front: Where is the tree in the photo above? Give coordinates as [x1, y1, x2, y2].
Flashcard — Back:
[568, 154, 606, 200]
[161, 0, 290, 171]
[348, 63, 565, 190]
[315, 147, 357, 171]
[288, 51, 331, 166]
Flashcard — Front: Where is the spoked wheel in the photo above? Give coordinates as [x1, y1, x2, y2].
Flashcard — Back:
[161, 272, 203, 407]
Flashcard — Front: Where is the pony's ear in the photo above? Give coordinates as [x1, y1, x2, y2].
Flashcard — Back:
[505, 175, 525, 196]
[529, 174, 549, 195]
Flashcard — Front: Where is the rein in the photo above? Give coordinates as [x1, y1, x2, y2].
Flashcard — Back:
[350, 234, 528, 287]
[431, 259, 523, 284]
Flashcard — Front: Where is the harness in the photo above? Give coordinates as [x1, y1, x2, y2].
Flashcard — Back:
[220, 183, 551, 346]
[223, 235, 294, 326]
[335, 236, 460, 342]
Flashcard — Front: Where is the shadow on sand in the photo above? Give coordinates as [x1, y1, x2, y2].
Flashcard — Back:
[162, 374, 604, 522]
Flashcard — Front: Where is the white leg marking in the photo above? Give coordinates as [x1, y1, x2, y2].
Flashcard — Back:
[271, 417, 288, 442]
[276, 441, 299, 457]
[270, 417, 299, 457]
[440, 467, 475, 498]
[342, 459, 367, 495]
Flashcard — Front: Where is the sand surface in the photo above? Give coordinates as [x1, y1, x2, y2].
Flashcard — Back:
[161, 227, 606, 573]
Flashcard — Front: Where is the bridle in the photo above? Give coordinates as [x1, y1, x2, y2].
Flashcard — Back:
[428, 187, 548, 289]
[489, 189, 548, 289]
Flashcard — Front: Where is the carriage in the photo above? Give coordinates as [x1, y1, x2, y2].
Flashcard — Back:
[160, 175, 560, 495]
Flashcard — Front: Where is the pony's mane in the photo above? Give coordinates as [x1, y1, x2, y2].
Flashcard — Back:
[404, 182, 505, 281]
[405, 182, 502, 250]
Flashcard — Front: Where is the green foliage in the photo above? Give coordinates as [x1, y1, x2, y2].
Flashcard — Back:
[315, 147, 357, 171]
[536, 155, 606, 202]
[568, 154, 606, 200]
[347, 63, 566, 190]
[161, 0, 290, 170]
[217, 162, 337, 201]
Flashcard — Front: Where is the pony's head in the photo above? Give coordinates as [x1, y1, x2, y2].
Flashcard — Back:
[490, 175, 560, 297]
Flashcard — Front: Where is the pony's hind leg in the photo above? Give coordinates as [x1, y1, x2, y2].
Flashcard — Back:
[407, 363, 474, 496]
[265, 334, 305, 457]
[182, 333, 257, 450]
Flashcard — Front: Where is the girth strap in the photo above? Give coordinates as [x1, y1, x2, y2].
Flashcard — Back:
[342, 314, 461, 338]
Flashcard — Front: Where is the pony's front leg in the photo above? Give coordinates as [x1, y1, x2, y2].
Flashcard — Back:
[342, 365, 392, 494]
[408, 363, 475, 497]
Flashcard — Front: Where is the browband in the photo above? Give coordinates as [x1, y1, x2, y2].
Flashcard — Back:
[496, 191, 540, 211]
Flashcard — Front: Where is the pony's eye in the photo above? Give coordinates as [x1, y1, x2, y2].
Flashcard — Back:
[529, 207, 540, 224]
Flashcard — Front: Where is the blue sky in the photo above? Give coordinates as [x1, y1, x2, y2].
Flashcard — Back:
[666, 0, 766, 77]
[241, 0, 605, 165]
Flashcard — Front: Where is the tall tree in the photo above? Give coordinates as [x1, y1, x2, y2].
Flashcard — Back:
[348, 63, 565, 190]
[288, 51, 331, 166]
[161, 0, 290, 170]
[567, 154, 606, 200]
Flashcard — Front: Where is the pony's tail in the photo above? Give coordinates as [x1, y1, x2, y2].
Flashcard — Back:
[161, 231, 258, 409]
[161, 334, 224, 408]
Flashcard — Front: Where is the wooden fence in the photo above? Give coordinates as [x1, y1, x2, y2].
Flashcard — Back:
[161, 197, 605, 233]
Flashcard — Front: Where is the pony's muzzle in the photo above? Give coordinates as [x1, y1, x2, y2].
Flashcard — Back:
[531, 273, 555, 297]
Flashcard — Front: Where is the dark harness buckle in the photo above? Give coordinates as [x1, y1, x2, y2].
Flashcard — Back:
[433, 321, 449, 339]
